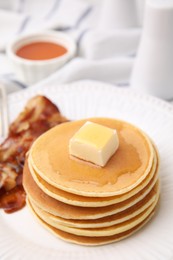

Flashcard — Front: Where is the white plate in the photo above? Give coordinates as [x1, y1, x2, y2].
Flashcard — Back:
[1, 80, 173, 260]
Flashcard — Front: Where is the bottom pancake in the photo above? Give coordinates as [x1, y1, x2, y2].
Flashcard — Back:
[27, 198, 157, 246]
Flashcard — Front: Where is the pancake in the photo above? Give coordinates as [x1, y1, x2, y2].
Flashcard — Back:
[28, 188, 159, 237]
[29, 118, 154, 197]
[28, 180, 159, 229]
[27, 198, 157, 246]
[23, 162, 159, 220]
[24, 117, 160, 245]
[27, 147, 158, 207]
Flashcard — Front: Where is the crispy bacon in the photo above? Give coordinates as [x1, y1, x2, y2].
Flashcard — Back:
[0, 95, 68, 213]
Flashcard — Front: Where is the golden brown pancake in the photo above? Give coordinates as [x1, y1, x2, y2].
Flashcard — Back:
[24, 117, 160, 246]
[27, 148, 158, 207]
[29, 118, 154, 196]
[23, 160, 158, 220]
[28, 180, 159, 229]
[27, 198, 157, 246]
[29, 191, 159, 237]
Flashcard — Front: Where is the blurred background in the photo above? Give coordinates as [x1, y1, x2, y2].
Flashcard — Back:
[0, 0, 172, 100]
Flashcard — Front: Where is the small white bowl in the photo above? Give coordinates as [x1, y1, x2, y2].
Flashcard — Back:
[6, 31, 76, 85]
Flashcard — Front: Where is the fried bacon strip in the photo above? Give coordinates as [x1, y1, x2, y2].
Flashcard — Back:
[0, 95, 68, 213]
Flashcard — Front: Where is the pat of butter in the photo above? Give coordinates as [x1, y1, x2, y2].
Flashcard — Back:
[69, 121, 119, 167]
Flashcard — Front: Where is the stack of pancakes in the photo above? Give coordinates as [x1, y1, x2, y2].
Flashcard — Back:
[23, 118, 160, 246]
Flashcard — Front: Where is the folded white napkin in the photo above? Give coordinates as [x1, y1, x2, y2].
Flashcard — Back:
[0, 0, 143, 93]
[79, 29, 141, 59]
[0, 10, 25, 51]
[34, 57, 133, 88]
[0, 0, 90, 51]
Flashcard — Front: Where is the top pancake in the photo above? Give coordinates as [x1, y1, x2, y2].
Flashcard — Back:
[29, 118, 154, 197]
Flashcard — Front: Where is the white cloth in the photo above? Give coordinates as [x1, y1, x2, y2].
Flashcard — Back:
[0, 0, 143, 93]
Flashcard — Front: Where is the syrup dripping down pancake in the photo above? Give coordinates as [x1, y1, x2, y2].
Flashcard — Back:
[27, 147, 158, 207]
[29, 118, 154, 197]
[23, 158, 158, 220]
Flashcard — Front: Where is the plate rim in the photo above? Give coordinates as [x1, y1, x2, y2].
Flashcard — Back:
[8, 80, 173, 117]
